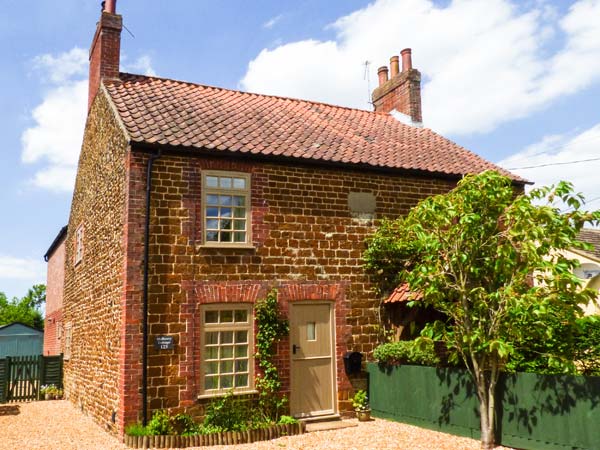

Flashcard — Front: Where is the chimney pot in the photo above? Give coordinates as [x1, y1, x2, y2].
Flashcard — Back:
[389, 56, 400, 77]
[372, 49, 422, 123]
[401, 48, 412, 72]
[377, 66, 389, 86]
[104, 0, 116, 14]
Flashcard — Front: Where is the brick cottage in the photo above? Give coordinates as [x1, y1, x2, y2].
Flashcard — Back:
[58, 0, 521, 435]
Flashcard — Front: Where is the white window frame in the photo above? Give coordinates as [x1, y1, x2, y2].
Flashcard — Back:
[201, 171, 252, 248]
[199, 303, 254, 398]
[75, 224, 84, 265]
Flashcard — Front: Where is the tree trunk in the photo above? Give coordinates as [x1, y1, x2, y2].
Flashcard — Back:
[475, 366, 498, 450]
[479, 391, 495, 450]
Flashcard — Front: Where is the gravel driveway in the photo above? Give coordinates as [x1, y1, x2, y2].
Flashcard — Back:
[0, 400, 514, 450]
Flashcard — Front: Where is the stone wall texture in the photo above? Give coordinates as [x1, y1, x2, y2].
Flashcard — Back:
[44, 239, 65, 356]
[63, 89, 129, 434]
[120, 152, 456, 428]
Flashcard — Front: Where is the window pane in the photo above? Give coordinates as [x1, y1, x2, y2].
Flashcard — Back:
[206, 219, 219, 230]
[233, 178, 246, 189]
[233, 196, 245, 206]
[205, 332, 219, 345]
[235, 360, 248, 372]
[307, 322, 316, 341]
[220, 311, 233, 323]
[221, 330, 234, 342]
[221, 346, 234, 358]
[235, 345, 248, 358]
[206, 176, 218, 187]
[207, 195, 219, 205]
[235, 374, 248, 387]
[235, 330, 248, 343]
[220, 231, 232, 242]
[221, 207, 232, 217]
[234, 220, 245, 230]
[205, 311, 218, 324]
[219, 196, 232, 206]
[206, 207, 219, 217]
[233, 207, 246, 218]
[220, 219, 232, 230]
[221, 375, 233, 388]
[205, 347, 218, 359]
[206, 231, 218, 242]
[205, 361, 218, 375]
[220, 360, 233, 373]
[234, 232, 246, 243]
[205, 376, 218, 390]
[234, 310, 248, 323]
[219, 177, 232, 188]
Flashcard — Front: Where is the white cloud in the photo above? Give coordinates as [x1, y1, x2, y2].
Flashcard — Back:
[241, 0, 600, 136]
[0, 255, 46, 282]
[498, 123, 600, 208]
[32, 47, 88, 84]
[263, 14, 283, 29]
[21, 79, 87, 192]
[123, 55, 157, 77]
[21, 48, 156, 193]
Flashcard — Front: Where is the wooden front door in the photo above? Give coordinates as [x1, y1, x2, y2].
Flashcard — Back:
[289, 302, 336, 418]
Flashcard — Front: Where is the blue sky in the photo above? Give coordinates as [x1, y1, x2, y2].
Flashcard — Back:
[1, 0, 600, 299]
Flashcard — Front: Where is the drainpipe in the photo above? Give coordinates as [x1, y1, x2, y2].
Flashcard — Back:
[142, 150, 161, 426]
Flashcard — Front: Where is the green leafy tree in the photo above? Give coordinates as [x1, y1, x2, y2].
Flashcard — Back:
[0, 284, 46, 329]
[364, 171, 599, 450]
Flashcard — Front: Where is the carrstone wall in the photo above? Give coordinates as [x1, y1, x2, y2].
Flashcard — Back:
[62, 90, 129, 434]
[121, 151, 456, 426]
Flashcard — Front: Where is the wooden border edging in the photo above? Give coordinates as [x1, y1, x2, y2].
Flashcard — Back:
[124, 422, 306, 448]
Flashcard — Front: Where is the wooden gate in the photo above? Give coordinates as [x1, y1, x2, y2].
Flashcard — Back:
[0, 355, 63, 403]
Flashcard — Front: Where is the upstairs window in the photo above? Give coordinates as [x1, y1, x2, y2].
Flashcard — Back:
[202, 172, 250, 246]
[75, 224, 84, 265]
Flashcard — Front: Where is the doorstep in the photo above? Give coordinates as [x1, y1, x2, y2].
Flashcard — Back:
[304, 418, 359, 433]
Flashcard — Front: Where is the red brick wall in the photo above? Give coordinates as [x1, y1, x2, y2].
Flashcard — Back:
[88, 12, 122, 109]
[44, 239, 65, 355]
[119, 152, 456, 427]
[372, 69, 422, 122]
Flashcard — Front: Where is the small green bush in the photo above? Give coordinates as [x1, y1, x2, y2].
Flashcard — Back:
[203, 390, 253, 432]
[147, 410, 174, 436]
[373, 339, 440, 366]
[574, 315, 600, 376]
[351, 390, 369, 411]
[278, 415, 298, 425]
[125, 423, 149, 436]
[172, 413, 201, 436]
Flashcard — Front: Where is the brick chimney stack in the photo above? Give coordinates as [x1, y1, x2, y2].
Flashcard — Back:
[88, 0, 122, 110]
[372, 48, 422, 124]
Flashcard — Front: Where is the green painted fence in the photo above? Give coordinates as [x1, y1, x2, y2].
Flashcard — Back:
[0, 355, 63, 403]
[368, 363, 600, 450]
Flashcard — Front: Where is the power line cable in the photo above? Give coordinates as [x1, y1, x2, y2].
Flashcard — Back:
[507, 156, 600, 170]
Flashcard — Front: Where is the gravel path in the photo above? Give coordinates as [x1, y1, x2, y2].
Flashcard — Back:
[0, 400, 514, 450]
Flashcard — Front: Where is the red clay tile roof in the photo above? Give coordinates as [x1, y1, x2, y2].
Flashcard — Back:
[105, 73, 521, 180]
[383, 283, 423, 304]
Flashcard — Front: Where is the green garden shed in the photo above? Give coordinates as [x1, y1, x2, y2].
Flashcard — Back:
[0, 322, 43, 358]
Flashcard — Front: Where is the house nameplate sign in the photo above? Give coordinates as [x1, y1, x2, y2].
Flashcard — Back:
[154, 336, 175, 350]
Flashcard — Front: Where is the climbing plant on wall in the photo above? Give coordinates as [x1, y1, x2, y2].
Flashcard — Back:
[254, 289, 289, 421]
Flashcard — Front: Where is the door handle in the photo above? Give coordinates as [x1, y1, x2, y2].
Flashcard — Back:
[292, 344, 301, 354]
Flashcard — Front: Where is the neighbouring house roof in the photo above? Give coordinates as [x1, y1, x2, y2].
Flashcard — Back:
[0, 322, 43, 334]
[576, 229, 600, 261]
[44, 225, 68, 262]
[104, 74, 524, 182]
[383, 283, 423, 304]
